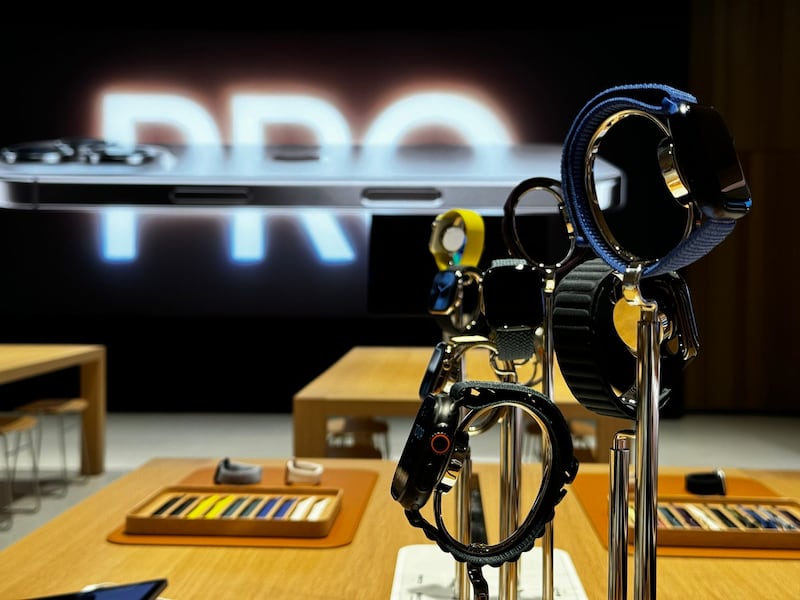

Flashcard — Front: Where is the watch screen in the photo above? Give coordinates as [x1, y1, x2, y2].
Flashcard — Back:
[668, 104, 750, 219]
[483, 265, 542, 327]
[419, 342, 446, 398]
[391, 394, 439, 508]
[428, 270, 458, 313]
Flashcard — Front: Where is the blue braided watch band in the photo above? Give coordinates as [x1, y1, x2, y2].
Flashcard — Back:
[561, 83, 741, 277]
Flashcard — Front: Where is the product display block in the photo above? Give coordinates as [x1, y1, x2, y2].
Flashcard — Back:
[627, 496, 800, 550]
[571, 470, 800, 559]
[125, 485, 342, 538]
[108, 465, 377, 550]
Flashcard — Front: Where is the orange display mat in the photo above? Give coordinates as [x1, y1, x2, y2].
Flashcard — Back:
[571, 470, 800, 559]
[108, 466, 377, 548]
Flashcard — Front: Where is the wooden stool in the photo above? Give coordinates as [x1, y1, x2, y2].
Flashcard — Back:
[326, 416, 390, 458]
[0, 413, 41, 529]
[15, 398, 89, 496]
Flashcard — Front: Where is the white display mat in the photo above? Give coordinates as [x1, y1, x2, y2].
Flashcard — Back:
[390, 544, 588, 599]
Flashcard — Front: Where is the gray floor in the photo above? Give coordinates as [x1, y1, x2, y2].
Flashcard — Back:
[1, 412, 798, 550]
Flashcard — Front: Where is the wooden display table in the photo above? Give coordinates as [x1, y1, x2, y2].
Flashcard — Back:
[293, 345, 629, 462]
[0, 458, 797, 599]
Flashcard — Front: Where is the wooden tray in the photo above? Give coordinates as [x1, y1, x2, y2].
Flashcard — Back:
[627, 495, 800, 549]
[125, 485, 342, 538]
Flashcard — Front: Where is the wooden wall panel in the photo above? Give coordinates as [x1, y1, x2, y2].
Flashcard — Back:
[684, 0, 800, 413]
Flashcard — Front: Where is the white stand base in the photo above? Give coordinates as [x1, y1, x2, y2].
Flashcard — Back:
[389, 544, 589, 599]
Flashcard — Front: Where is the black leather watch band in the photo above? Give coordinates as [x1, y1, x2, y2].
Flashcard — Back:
[552, 258, 695, 419]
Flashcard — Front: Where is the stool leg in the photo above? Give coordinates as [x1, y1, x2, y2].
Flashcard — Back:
[7, 428, 41, 514]
[382, 433, 390, 459]
[36, 411, 88, 496]
[23, 427, 42, 512]
[0, 435, 13, 530]
[51, 413, 69, 496]
[79, 417, 90, 483]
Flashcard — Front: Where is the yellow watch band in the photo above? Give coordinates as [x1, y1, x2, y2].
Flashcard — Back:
[428, 208, 485, 270]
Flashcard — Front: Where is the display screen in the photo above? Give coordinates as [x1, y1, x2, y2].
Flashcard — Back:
[482, 263, 544, 327]
[0, 22, 690, 319]
[428, 270, 457, 313]
[0, 20, 691, 412]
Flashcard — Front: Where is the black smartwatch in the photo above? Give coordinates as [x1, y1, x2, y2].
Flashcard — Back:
[390, 390, 469, 512]
[418, 335, 508, 399]
[561, 83, 752, 278]
[480, 258, 543, 361]
[552, 257, 699, 419]
[417, 335, 515, 436]
[427, 265, 487, 336]
[392, 380, 579, 567]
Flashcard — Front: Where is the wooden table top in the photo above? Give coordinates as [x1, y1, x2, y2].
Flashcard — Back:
[295, 345, 578, 405]
[0, 343, 105, 385]
[0, 458, 797, 600]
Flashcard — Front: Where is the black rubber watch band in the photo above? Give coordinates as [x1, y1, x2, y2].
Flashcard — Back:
[399, 380, 578, 568]
[552, 258, 689, 419]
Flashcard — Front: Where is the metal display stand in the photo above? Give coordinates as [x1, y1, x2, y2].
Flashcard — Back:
[538, 269, 558, 600]
[453, 347, 523, 600]
[605, 269, 662, 600]
[454, 267, 560, 600]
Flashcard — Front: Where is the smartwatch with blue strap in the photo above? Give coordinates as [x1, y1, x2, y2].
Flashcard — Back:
[561, 83, 752, 277]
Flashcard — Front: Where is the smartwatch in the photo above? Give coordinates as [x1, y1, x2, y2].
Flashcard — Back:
[552, 257, 699, 419]
[480, 258, 543, 361]
[561, 83, 752, 277]
[427, 265, 487, 336]
[390, 390, 468, 512]
[418, 335, 516, 435]
[429, 208, 485, 270]
[392, 380, 579, 567]
[418, 335, 507, 399]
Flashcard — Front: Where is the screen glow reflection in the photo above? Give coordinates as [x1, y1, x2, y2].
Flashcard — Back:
[96, 88, 514, 263]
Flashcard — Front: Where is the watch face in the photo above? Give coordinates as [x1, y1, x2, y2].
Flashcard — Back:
[667, 104, 751, 220]
[481, 263, 542, 328]
[428, 209, 485, 269]
[391, 393, 458, 511]
[429, 214, 467, 266]
[428, 269, 458, 314]
[418, 341, 448, 399]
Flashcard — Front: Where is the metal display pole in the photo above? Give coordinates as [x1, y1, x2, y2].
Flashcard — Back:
[633, 306, 660, 600]
[455, 445, 473, 600]
[498, 405, 523, 600]
[608, 429, 636, 600]
[539, 271, 557, 600]
[621, 270, 661, 600]
[452, 342, 471, 600]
